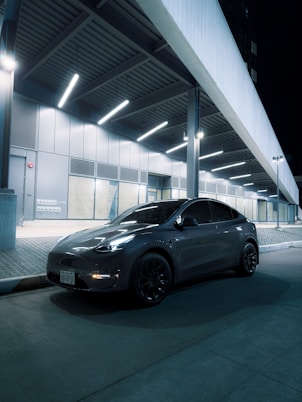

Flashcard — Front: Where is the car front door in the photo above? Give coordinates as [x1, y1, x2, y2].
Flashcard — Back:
[173, 200, 220, 280]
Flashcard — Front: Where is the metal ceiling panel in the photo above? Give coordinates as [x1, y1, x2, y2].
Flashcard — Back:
[2, 0, 284, 197]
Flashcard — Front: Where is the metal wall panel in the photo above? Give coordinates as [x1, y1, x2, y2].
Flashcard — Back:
[140, 171, 148, 184]
[138, 146, 149, 170]
[84, 123, 97, 161]
[35, 152, 69, 219]
[119, 139, 131, 167]
[97, 163, 118, 180]
[38, 106, 55, 152]
[70, 158, 94, 177]
[129, 142, 140, 168]
[108, 133, 120, 165]
[120, 167, 139, 182]
[54, 110, 70, 156]
[96, 127, 109, 163]
[69, 116, 84, 158]
[11, 96, 37, 149]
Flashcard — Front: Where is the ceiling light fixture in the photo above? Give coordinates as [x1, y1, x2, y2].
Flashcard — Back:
[211, 161, 246, 172]
[137, 121, 168, 142]
[199, 150, 223, 160]
[196, 130, 204, 139]
[229, 173, 251, 180]
[58, 73, 79, 108]
[98, 99, 129, 125]
[257, 189, 268, 193]
[0, 53, 17, 71]
[243, 182, 254, 186]
[166, 142, 188, 154]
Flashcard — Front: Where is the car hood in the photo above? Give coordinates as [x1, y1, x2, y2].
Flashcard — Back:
[54, 222, 159, 251]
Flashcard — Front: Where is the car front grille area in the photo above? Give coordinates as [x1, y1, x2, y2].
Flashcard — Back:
[47, 272, 89, 290]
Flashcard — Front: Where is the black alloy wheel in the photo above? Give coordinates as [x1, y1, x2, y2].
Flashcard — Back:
[133, 253, 172, 305]
[238, 242, 258, 276]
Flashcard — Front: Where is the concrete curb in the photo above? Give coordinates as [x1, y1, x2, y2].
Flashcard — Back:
[0, 274, 51, 295]
[259, 240, 302, 253]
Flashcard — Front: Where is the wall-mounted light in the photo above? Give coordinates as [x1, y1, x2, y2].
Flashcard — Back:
[196, 130, 204, 139]
[137, 121, 168, 142]
[58, 73, 79, 108]
[199, 150, 223, 160]
[97, 99, 129, 125]
[211, 161, 246, 172]
[0, 53, 17, 71]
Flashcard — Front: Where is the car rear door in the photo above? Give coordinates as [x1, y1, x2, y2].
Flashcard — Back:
[174, 200, 220, 280]
[210, 201, 242, 267]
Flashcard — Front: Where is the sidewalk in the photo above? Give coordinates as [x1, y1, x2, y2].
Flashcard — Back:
[1, 221, 302, 295]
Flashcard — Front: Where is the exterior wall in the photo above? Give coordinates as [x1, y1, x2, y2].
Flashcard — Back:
[137, 0, 299, 206]
[9, 94, 289, 224]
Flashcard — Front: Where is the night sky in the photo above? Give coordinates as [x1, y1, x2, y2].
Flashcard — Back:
[253, 1, 300, 175]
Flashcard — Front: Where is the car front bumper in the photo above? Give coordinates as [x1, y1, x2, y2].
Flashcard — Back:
[46, 250, 128, 292]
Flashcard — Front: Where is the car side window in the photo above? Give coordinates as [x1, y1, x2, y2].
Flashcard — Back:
[210, 201, 234, 222]
[182, 201, 212, 224]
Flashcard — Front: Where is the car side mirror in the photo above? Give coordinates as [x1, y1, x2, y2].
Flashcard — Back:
[175, 216, 198, 228]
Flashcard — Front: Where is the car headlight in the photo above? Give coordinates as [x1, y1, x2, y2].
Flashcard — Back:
[94, 234, 135, 253]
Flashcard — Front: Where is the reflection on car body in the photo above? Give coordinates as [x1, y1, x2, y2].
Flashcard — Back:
[46, 198, 259, 305]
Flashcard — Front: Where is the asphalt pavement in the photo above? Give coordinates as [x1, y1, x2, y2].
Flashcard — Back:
[1, 247, 301, 401]
[0, 221, 302, 295]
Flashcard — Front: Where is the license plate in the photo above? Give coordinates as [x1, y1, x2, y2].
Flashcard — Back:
[60, 270, 75, 285]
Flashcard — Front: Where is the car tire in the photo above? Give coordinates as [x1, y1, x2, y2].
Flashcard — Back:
[132, 252, 172, 306]
[237, 242, 258, 276]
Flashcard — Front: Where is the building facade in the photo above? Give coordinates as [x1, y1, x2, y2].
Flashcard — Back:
[9, 94, 293, 226]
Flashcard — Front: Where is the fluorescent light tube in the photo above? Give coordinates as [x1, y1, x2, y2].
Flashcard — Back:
[166, 142, 188, 154]
[199, 150, 223, 160]
[137, 121, 168, 142]
[97, 100, 129, 125]
[58, 74, 79, 108]
[211, 161, 246, 172]
[229, 173, 251, 180]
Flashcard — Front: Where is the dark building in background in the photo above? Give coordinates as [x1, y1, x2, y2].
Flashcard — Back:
[219, 1, 302, 208]
[218, 0, 258, 85]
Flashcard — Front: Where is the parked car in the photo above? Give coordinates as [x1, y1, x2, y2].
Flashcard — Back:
[46, 198, 259, 305]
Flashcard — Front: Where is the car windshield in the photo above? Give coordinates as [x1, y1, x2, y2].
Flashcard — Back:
[110, 200, 187, 225]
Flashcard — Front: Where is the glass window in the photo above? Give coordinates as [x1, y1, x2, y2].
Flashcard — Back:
[112, 200, 186, 225]
[182, 201, 212, 224]
[211, 201, 236, 222]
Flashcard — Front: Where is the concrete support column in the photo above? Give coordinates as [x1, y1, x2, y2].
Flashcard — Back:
[0, 69, 17, 249]
[0, 69, 14, 189]
[0, 0, 22, 248]
[186, 87, 200, 198]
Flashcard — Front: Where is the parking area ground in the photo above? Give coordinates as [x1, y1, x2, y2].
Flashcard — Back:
[0, 247, 301, 401]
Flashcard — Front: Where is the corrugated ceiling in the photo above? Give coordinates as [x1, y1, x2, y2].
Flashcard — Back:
[1, 0, 282, 195]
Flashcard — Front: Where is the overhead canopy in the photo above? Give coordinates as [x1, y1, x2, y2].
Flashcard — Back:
[0, 0, 298, 204]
